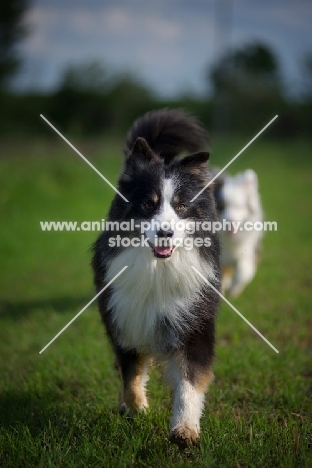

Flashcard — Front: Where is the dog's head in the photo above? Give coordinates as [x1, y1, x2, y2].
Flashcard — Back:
[115, 137, 216, 259]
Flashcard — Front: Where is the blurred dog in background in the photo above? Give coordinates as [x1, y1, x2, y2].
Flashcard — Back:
[213, 168, 263, 298]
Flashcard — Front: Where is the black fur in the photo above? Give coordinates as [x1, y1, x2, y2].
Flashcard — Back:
[125, 108, 209, 164]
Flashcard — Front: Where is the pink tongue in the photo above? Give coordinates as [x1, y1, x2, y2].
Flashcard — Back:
[154, 246, 172, 256]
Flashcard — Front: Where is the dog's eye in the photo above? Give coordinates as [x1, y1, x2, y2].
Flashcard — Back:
[143, 201, 154, 210]
[177, 203, 186, 211]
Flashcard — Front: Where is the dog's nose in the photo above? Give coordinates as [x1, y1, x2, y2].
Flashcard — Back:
[157, 228, 174, 238]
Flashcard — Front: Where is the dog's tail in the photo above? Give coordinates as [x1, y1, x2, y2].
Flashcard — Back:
[124, 108, 208, 165]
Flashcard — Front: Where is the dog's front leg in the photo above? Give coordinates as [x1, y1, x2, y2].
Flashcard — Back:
[228, 255, 256, 298]
[166, 354, 214, 448]
[116, 348, 150, 415]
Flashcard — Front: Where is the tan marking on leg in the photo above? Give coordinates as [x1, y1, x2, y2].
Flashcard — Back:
[169, 352, 214, 394]
[123, 355, 150, 412]
[166, 354, 212, 447]
[193, 366, 214, 393]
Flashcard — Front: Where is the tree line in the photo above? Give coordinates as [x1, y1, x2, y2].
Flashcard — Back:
[0, 1, 311, 138]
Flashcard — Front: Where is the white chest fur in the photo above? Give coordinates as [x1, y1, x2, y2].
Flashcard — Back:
[105, 245, 215, 352]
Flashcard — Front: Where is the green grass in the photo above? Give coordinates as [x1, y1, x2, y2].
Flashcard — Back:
[1, 133, 312, 467]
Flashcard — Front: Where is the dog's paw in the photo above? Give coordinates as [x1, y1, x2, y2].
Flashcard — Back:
[119, 402, 129, 416]
[119, 401, 149, 417]
[169, 425, 200, 449]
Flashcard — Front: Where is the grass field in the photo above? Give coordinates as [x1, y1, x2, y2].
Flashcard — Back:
[1, 130, 312, 467]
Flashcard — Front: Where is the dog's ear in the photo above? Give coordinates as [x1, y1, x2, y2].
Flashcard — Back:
[121, 137, 160, 181]
[180, 152, 210, 175]
[127, 137, 158, 163]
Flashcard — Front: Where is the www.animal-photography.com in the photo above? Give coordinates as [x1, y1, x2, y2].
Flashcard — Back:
[1, 1, 311, 467]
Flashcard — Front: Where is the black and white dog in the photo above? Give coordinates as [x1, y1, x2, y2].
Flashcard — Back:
[92, 109, 220, 447]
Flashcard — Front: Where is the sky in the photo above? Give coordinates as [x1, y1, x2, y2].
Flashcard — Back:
[13, 0, 312, 97]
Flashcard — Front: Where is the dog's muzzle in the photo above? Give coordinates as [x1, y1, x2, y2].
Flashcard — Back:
[147, 228, 175, 259]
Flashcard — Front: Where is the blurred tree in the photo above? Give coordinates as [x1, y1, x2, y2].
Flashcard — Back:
[106, 73, 156, 130]
[291, 52, 312, 137]
[50, 61, 112, 133]
[57, 61, 113, 94]
[50, 61, 156, 135]
[0, 0, 29, 89]
[211, 43, 279, 89]
[209, 41, 285, 133]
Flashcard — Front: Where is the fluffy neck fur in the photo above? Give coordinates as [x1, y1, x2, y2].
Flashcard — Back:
[105, 245, 215, 353]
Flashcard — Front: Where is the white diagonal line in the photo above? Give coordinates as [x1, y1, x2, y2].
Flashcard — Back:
[190, 115, 278, 202]
[39, 266, 128, 354]
[40, 114, 129, 203]
[191, 266, 279, 353]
